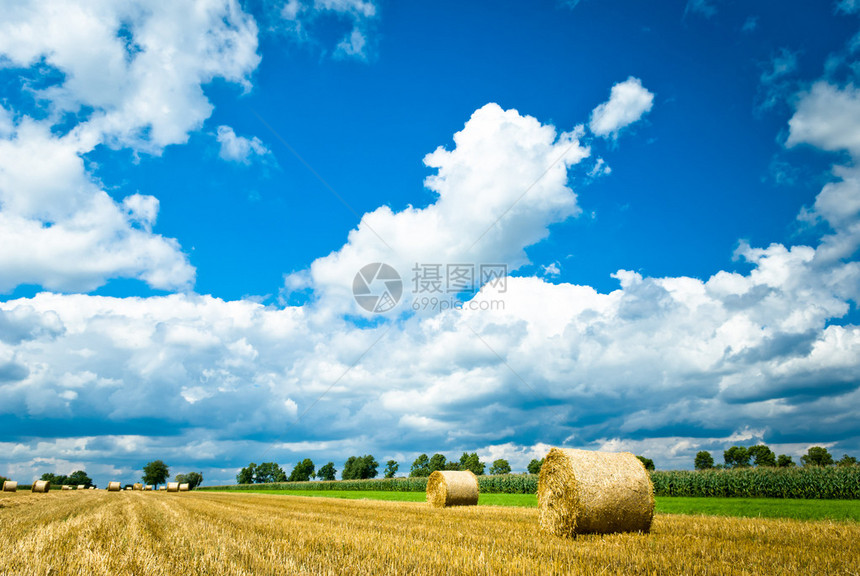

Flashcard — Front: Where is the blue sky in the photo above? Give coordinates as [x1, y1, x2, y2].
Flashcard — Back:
[1, 0, 859, 486]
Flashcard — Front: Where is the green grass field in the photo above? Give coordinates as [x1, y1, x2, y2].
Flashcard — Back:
[230, 489, 860, 521]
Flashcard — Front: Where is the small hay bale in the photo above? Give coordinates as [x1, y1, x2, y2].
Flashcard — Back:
[77, 485, 86, 490]
[2, 481, 17, 492]
[158, 486, 167, 491]
[31, 480, 50, 493]
[61, 485, 73, 491]
[537, 448, 654, 538]
[166, 482, 179, 492]
[144, 485, 153, 491]
[133, 483, 143, 491]
[178, 483, 190, 492]
[125, 487, 132, 490]
[426, 470, 479, 507]
[107, 481, 121, 492]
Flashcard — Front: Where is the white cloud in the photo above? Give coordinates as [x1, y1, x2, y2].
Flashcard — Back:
[757, 48, 798, 111]
[788, 82, 860, 158]
[216, 125, 271, 164]
[272, 0, 378, 61]
[684, 0, 716, 19]
[837, 0, 860, 15]
[742, 16, 758, 33]
[285, 102, 589, 318]
[589, 77, 654, 139]
[0, 0, 261, 293]
[335, 28, 368, 60]
[0, 0, 260, 153]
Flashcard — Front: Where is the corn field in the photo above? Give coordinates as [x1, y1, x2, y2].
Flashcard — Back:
[1, 490, 858, 575]
[203, 466, 860, 499]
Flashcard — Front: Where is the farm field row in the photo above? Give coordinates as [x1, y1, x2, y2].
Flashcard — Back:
[219, 489, 860, 521]
[2, 491, 859, 575]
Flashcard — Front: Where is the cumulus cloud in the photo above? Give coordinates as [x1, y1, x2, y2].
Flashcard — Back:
[788, 82, 860, 158]
[589, 77, 654, 139]
[216, 126, 271, 164]
[788, 81, 860, 263]
[285, 102, 590, 318]
[0, 0, 261, 293]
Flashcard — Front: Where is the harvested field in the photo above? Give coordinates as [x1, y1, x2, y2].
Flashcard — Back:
[1, 491, 858, 575]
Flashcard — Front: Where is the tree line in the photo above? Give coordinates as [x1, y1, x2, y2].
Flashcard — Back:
[236, 453, 528, 484]
[694, 445, 857, 470]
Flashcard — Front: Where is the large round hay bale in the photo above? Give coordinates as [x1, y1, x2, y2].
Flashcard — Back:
[132, 483, 143, 491]
[537, 448, 654, 538]
[166, 482, 179, 492]
[2, 481, 17, 492]
[107, 481, 121, 492]
[31, 480, 50, 493]
[426, 470, 479, 507]
[178, 483, 190, 492]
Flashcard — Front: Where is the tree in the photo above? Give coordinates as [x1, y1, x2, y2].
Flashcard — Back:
[384, 460, 399, 478]
[694, 451, 714, 470]
[40, 472, 69, 486]
[837, 454, 858, 467]
[67, 470, 94, 488]
[748, 445, 776, 467]
[288, 459, 315, 482]
[636, 456, 655, 471]
[459, 452, 485, 476]
[410, 454, 430, 477]
[254, 462, 287, 483]
[428, 453, 448, 474]
[317, 462, 337, 481]
[777, 454, 795, 468]
[489, 459, 511, 475]
[237, 463, 257, 485]
[175, 472, 203, 490]
[723, 446, 750, 468]
[527, 458, 544, 475]
[342, 455, 378, 480]
[142, 460, 170, 487]
[801, 446, 834, 467]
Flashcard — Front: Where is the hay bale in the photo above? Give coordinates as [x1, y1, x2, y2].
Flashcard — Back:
[158, 486, 167, 491]
[426, 470, 479, 507]
[133, 483, 143, 491]
[125, 487, 132, 490]
[107, 481, 121, 492]
[61, 485, 73, 491]
[537, 448, 654, 538]
[166, 482, 179, 492]
[178, 483, 190, 492]
[77, 485, 86, 490]
[144, 485, 153, 491]
[32, 480, 50, 493]
[2, 481, 17, 492]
